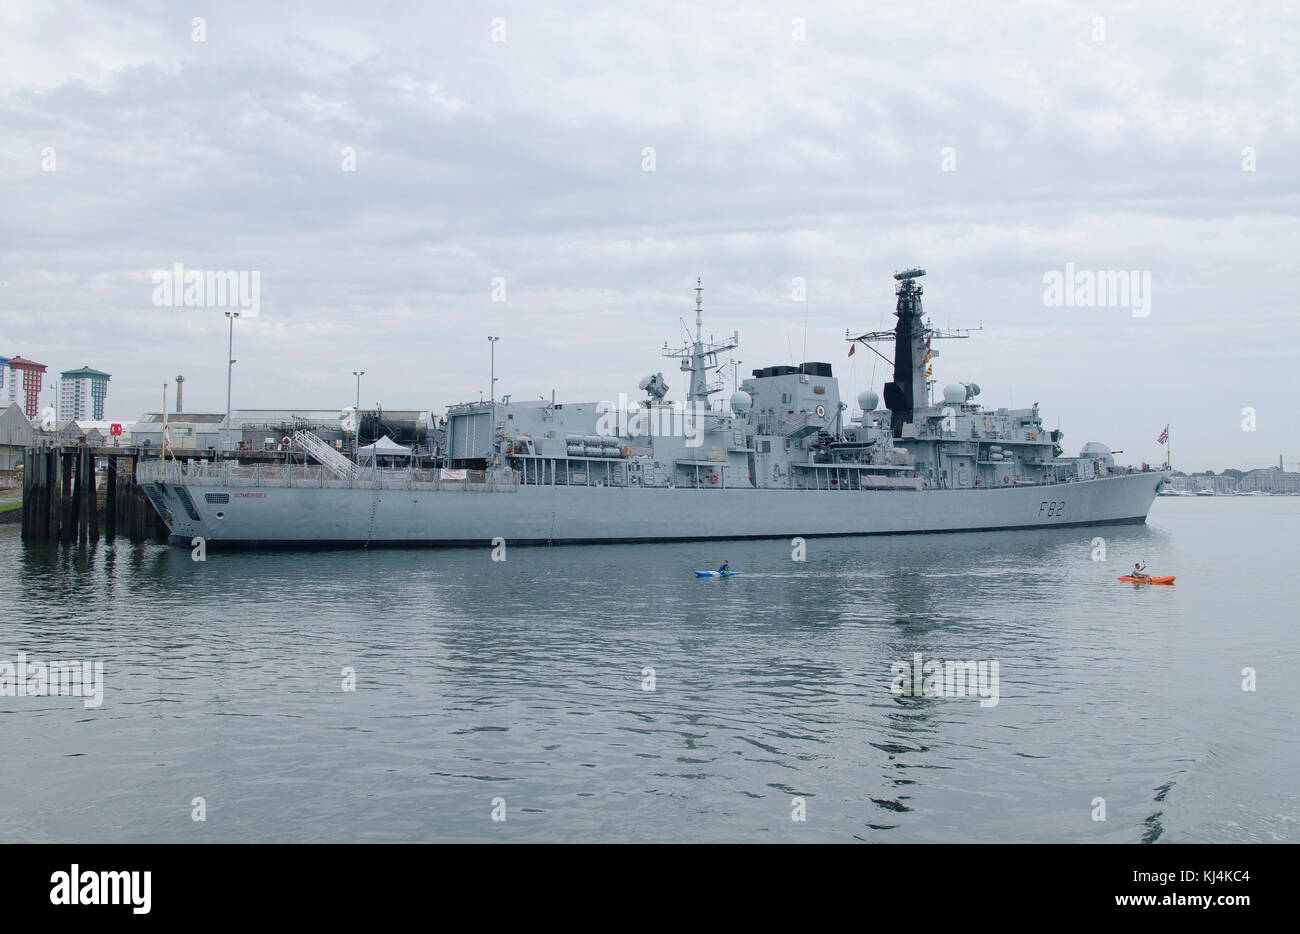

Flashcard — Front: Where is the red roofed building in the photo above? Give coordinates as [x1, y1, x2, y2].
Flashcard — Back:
[5, 356, 47, 420]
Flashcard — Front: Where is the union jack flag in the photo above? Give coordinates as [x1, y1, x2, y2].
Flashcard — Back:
[1157, 425, 1168, 444]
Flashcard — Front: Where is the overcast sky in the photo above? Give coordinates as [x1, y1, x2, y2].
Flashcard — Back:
[1, 1, 1296, 471]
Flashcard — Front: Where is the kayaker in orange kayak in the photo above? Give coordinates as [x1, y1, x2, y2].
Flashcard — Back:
[1131, 562, 1150, 580]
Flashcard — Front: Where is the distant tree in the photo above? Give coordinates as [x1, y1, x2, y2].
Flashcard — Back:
[1221, 468, 1244, 479]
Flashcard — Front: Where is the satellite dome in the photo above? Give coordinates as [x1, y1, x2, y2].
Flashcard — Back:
[942, 383, 966, 405]
[858, 390, 879, 412]
[730, 390, 752, 414]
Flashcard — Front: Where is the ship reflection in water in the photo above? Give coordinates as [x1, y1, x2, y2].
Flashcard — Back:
[2, 496, 1295, 842]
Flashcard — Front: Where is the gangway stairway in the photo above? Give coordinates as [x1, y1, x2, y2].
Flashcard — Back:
[291, 429, 358, 479]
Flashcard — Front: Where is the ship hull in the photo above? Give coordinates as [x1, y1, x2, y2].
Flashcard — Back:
[147, 470, 1165, 549]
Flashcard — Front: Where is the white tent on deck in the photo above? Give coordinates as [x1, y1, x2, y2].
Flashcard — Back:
[357, 435, 415, 462]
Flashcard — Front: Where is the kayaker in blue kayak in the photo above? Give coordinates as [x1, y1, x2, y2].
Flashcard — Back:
[718, 560, 730, 575]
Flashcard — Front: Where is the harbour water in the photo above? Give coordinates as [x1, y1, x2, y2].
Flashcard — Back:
[1, 497, 1296, 843]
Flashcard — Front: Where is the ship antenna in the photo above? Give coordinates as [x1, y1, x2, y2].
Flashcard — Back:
[694, 277, 703, 343]
[801, 287, 809, 370]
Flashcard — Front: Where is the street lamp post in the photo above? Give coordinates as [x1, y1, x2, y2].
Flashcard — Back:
[224, 310, 240, 454]
[352, 370, 365, 463]
[487, 336, 499, 404]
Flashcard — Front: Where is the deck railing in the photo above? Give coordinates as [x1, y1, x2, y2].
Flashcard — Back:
[137, 460, 518, 492]
[137, 458, 1165, 493]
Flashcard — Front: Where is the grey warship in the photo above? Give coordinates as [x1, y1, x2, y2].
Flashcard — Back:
[138, 269, 1167, 547]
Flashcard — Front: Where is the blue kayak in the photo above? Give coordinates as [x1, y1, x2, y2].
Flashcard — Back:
[695, 570, 739, 577]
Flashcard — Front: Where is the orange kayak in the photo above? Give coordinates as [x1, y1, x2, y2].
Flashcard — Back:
[1118, 576, 1175, 584]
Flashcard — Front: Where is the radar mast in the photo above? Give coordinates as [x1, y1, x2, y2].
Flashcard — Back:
[663, 278, 739, 406]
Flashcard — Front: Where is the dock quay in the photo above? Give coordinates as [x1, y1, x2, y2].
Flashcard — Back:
[17, 445, 308, 544]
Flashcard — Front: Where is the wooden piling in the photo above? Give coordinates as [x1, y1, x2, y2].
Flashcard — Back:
[71, 447, 82, 544]
[60, 449, 73, 541]
[58, 449, 72, 541]
[129, 456, 144, 542]
[47, 449, 59, 541]
[90, 450, 100, 541]
[21, 449, 32, 540]
[61, 448, 72, 497]
[79, 448, 91, 545]
[106, 456, 117, 542]
[31, 450, 43, 540]
[22, 444, 206, 545]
